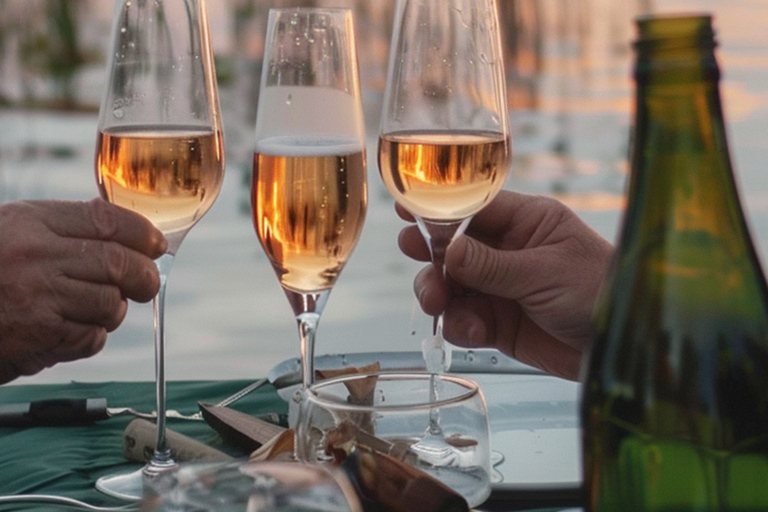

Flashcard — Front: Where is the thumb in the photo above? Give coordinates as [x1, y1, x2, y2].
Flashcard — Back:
[445, 236, 522, 299]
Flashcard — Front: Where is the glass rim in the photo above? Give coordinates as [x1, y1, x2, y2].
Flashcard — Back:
[633, 12, 716, 49]
[267, 7, 353, 15]
[304, 371, 481, 413]
[635, 12, 712, 23]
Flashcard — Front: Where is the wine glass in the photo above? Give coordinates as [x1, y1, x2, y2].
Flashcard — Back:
[251, 9, 367, 395]
[297, 371, 493, 507]
[141, 461, 362, 512]
[94, 0, 225, 500]
[377, 0, 511, 464]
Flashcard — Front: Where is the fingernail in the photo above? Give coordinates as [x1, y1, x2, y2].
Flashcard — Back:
[466, 323, 482, 347]
[157, 235, 169, 255]
[415, 282, 425, 304]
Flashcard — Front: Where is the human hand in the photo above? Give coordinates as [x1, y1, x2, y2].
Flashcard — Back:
[0, 198, 167, 383]
[398, 190, 613, 380]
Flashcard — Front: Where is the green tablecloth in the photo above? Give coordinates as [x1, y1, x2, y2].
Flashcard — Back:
[0, 380, 582, 512]
[0, 379, 287, 511]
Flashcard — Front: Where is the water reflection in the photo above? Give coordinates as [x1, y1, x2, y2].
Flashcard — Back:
[2, 0, 764, 227]
[0, 1, 642, 192]
[2, 1, 768, 383]
[220, 0, 644, 205]
[0, 1, 646, 205]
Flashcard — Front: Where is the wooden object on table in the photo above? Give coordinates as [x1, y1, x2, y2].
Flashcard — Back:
[122, 418, 232, 463]
[199, 402, 286, 453]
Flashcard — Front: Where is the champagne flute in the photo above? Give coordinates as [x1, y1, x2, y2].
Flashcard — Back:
[251, 9, 367, 396]
[94, 0, 224, 500]
[377, 0, 511, 461]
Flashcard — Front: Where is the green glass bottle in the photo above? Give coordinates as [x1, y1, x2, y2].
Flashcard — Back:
[582, 14, 768, 512]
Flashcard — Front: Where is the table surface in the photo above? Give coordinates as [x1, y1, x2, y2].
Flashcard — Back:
[0, 379, 582, 512]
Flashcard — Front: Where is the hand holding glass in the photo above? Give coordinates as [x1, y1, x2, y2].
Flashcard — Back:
[376, 0, 510, 484]
[379, 0, 511, 350]
[94, 0, 224, 499]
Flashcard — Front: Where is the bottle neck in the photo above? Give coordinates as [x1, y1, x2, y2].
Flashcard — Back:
[608, 15, 768, 316]
[633, 14, 719, 85]
[622, 42, 743, 252]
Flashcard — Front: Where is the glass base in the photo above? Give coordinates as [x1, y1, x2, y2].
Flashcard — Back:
[410, 431, 462, 466]
[95, 468, 144, 501]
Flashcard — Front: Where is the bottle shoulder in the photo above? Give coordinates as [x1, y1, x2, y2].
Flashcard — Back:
[606, 233, 768, 299]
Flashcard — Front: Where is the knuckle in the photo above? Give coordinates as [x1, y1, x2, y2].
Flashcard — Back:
[0, 201, 30, 222]
[95, 285, 125, 324]
[533, 193, 565, 212]
[474, 244, 506, 288]
[69, 327, 108, 358]
[94, 327, 108, 349]
[37, 315, 67, 349]
[1, 200, 38, 218]
[105, 297, 128, 332]
[102, 242, 131, 283]
[1, 239, 42, 268]
[49, 326, 105, 363]
[86, 198, 119, 239]
[85, 328, 108, 355]
[2, 287, 50, 338]
[0, 362, 18, 384]
[0, 224, 45, 268]
[541, 199, 577, 233]
[13, 350, 57, 377]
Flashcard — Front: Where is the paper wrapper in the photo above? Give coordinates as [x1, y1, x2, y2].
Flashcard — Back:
[316, 361, 381, 406]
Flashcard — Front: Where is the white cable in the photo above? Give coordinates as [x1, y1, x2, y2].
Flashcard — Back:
[0, 494, 138, 511]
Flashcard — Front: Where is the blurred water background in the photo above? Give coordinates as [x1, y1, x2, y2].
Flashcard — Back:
[1, 0, 768, 384]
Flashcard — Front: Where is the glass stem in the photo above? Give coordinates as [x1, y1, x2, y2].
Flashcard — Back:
[284, 290, 330, 390]
[144, 252, 177, 478]
[416, 218, 471, 436]
[416, 216, 471, 344]
[297, 312, 320, 390]
[427, 314, 445, 435]
[285, 289, 330, 462]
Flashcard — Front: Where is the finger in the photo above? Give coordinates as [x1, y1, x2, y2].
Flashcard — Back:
[395, 202, 416, 222]
[444, 236, 522, 298]
[465, 191, 566, 246]
[440, 301, 489, 349]
[1, 323, 107, 380]
[462, 190, 521, 239]
[445, 235, 574, 301]
[60, 239, 161, 302]
[40, 199, 166, 258]
[510, 323, 583, 380]
[49, 322, 108, 362]
[413, 265, 451, 316]
[441, 303, 582, 380]
[53, 277, 129, 331]
[1, 351, 57, 380]
[398, 225, 431, 262]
